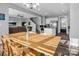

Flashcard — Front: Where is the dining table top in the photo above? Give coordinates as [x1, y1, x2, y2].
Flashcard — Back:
[9, 32, 61, 56]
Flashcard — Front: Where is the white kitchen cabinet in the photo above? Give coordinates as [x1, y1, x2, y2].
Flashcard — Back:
[44, 28, 56, 35]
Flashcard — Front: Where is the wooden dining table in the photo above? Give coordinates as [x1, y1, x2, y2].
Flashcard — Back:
[8, 32, 61, 56]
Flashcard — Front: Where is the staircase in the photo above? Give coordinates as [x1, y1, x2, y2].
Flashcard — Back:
[30, 18, 41, 33]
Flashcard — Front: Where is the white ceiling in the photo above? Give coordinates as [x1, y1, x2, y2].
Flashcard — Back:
[38, 3, 70, 17]
[9, 8, 37, 18]
[9, 3, 70, 18]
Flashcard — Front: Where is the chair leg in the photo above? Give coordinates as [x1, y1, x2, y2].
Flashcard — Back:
[2, 50, 4, 56]
[9, 46, 13, 56]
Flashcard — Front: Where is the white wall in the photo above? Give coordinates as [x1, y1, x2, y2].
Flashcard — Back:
[0, 4, 9, 36]
[67, 14, 70, 27]
[70, 3, 79, 47]
[9, 16, 26, 26]
[41, 17, 46, 25]
[46, 17, 58, 24]
[17, 17, 23, 26]
[70, 3, 79, 39]
[9, 16, 17, 22]
[9, 16, 36, 32]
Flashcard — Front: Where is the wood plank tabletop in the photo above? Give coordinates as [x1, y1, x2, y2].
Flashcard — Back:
[9, 32, 61, 55]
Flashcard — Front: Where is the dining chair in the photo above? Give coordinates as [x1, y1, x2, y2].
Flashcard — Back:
[1, 35, 23, 56]
[7, 37, 28, 56]
[10, 37, 40, 56]
[1, 35, 43, 56]
[1, 35, 11, 56]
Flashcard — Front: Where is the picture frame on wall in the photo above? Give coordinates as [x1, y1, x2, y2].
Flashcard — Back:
[0, 13, 5, 20]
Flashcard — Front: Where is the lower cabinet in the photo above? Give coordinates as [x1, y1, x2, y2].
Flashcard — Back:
[9, 26, 26, 34]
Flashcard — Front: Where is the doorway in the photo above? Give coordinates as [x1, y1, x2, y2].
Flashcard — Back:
[60, 16, 68, 34]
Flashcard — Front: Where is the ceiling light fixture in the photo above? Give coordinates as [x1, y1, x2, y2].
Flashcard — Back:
[23, 3, 40, 11]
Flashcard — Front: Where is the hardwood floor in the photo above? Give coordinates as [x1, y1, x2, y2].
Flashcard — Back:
[55, 33, 70, 56]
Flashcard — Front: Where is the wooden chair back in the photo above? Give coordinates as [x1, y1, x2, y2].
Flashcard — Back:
[1, 35, 13, 56]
